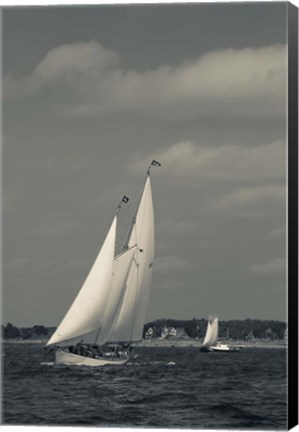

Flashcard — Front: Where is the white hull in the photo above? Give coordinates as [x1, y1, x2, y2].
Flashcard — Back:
[55, 350, 129, 366]
[209, 343, 240, 352]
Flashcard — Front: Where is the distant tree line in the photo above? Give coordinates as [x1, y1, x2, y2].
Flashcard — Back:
[1, 323, 56, 340]
[143, 318, 287, 340]
[1, 318, 286, 341]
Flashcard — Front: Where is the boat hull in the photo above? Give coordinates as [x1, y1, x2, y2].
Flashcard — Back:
[55, 350, 129, 366]
[209, 346, 236, 352]
[201, 344, 240, 353]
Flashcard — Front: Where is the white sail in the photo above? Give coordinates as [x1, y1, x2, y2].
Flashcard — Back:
[106, 259, 138, 342]
[108, 175, 154, 343]
[47, 216, 117, 346]
[129, 175, 155, 341]
[203, 315, 218, 347]
[99, 246, 136, 344]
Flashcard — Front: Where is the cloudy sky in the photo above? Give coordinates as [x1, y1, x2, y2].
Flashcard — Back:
[2, 3, 287, 327]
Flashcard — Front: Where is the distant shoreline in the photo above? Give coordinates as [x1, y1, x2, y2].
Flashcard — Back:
[134, 339, 287, 349]
[2, 338, 287, 349]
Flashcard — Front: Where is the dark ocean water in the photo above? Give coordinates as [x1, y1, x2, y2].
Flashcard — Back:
[2, 343, 287, 429]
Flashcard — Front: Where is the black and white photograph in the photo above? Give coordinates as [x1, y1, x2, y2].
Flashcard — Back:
[1, 1, 298, 429]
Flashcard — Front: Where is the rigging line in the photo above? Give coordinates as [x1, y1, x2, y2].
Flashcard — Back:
[115, 244, 137, 260]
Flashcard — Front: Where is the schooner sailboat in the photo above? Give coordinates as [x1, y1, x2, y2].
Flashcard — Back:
[45, 161, 160, 366]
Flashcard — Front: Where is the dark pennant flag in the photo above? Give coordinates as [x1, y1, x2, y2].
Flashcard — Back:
[151, 160, 161, 167]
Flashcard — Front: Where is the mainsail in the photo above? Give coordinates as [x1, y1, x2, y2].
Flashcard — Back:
[107, 175, 155, 343]
[203, 315, 218, 347]
[47, 171, 155, 349]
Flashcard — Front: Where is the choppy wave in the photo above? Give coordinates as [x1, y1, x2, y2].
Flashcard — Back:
[2, 343, 287, 428]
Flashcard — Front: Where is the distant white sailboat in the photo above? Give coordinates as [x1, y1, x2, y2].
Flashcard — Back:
[200, 315, 240, 352]
[45, 161, 160, 366]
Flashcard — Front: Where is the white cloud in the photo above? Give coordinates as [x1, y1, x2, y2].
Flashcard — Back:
[4, 41, 119, 100]
[216, 185, 285, 210]
[250, 257, 286, 275]
[128, 139, 286, 182]
[4, 41, 286, 120]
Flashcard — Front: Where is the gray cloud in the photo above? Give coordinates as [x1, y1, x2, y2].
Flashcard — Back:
[5, 42, 286, 121]
[4, 41, 119, 100]
[215, 185, 286, 214]
[250, 257, 286, 276]
[127, 139, 285, 183]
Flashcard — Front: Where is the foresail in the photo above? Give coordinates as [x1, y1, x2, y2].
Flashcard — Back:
[203, 321, 212, 346]
[47, 216, 117, 346]
[107, 175, 155, 343]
